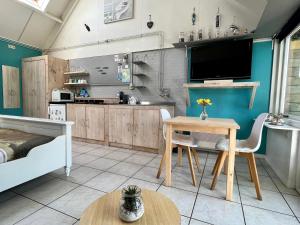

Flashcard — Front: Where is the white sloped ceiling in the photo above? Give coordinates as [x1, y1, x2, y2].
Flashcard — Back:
[0, 0, 71, 49]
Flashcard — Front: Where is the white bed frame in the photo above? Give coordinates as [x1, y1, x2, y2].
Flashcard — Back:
[0, 115, 73, 192]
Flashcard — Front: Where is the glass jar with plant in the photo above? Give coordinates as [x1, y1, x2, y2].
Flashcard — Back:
[119, 185, 144, 222]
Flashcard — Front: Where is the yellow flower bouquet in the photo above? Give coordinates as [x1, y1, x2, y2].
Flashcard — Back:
[197, 98, 212, 106]
[197, 98, 212, 120]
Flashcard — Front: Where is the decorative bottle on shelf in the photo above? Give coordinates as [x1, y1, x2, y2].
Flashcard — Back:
[215, 7, 221, 38]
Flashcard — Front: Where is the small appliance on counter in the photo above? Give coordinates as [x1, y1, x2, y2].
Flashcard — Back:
[52, 88, 74, 103]
[128, 96, 139, 105]
[117, 91, 129, 104]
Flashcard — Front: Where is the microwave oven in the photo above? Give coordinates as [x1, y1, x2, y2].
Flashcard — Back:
[51, 88, 74, 102]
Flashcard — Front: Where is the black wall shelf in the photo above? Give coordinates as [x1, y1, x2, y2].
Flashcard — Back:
[173, 34, 253, 48]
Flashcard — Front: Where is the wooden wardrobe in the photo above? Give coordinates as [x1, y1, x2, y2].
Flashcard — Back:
[22, 55, 68, 118]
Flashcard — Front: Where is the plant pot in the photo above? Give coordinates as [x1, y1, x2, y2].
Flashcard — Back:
[119, 185, 144, 222]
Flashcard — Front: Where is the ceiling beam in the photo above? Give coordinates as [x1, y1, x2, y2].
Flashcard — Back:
[13, 0, 63, 23]
[44, 0, 81, 50]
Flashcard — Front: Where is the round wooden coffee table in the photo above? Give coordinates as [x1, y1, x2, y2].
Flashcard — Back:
[80, 189, 180, 225]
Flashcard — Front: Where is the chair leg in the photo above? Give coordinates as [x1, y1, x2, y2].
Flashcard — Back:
[191, 148, 201, 173]
[247, 158, 254, 182]
[156, 151, 166, 179]
[187, 147, 197, 186]
[177, 146, 183, 167]
[212, 151, 223, 175]
[248, 153, 262, 200]
[223, 156, 228, 175]
[211, 151, 228, 190]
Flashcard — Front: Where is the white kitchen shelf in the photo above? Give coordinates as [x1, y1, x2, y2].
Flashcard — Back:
[183, 81, 260, 109]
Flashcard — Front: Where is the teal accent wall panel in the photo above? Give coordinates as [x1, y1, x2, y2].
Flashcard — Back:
[186, 41, 273, 154]
[0, 39, 42, 116]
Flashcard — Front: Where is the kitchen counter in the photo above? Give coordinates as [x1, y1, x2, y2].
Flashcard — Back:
[70, 99, 176, 106]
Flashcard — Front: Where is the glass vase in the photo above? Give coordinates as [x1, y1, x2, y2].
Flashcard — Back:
[119, 185, 144, 222]
[200, 106, 208, 120]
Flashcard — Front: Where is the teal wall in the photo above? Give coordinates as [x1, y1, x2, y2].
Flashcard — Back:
[186, 41, 273, 154]
[0, 38, 42, 116]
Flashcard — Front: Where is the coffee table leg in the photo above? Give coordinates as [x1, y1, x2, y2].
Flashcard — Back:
[165, 124, 173, 186]
[226, 128, 236, 201]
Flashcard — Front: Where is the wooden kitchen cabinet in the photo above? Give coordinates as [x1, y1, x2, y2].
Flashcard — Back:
[68, 103, 174, 153]
[22, 55, 68, 118]
[133, 108, 160, 149]
[67, 104, 86, 138]
[2, 65, 20, 108]
[67, 104, 106, 141]
[86, 105, 105, 141]
[108, 106, 133, 146]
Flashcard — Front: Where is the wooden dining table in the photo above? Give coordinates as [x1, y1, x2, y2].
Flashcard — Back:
[164, 116, 240, 201]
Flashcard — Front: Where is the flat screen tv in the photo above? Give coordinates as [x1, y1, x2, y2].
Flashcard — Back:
[190, 38, 253, 81]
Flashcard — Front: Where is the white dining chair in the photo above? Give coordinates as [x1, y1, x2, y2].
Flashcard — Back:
[156, 109, 201, 186]
[211, 113, 268, 200]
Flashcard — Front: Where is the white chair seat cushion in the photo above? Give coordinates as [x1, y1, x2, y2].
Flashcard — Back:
[172, 133, 198, 147]
[215, 138, 254, 152]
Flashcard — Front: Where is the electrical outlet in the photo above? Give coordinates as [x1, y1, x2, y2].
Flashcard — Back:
[8, 44, 16, 50]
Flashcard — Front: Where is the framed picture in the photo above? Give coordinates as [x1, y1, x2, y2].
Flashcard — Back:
[104, 0, 134, 24]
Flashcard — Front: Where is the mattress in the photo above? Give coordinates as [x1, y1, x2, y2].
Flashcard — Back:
[0, 128, 55, 164]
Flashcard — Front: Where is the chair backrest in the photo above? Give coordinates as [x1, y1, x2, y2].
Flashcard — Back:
[160, 109, 171, 140]
[247, 113, 268, 152]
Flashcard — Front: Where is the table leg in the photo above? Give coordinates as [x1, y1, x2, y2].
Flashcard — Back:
[164, 124, 173, 186]
[226, 129, 236, 201]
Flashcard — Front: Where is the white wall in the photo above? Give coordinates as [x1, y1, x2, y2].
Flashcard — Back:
[49, 0, 267, 59]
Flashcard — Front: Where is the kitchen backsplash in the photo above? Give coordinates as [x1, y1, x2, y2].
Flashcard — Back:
[69, 48, 187, 115]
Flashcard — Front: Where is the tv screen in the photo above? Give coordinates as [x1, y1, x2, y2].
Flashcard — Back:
[190, 38, 253, 81]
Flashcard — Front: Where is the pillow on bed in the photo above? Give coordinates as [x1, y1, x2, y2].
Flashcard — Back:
[10, 136, 55, 159]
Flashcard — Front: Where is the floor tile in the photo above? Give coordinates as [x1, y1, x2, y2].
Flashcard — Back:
[49, 186, 105, 219]
[72, 146, 95, 154]
[237, 173, 278, 192]
[202, 166, 237, 184]
[72, 154, 99, 165]
[88, 157, 119, 170]
[135, 151, 157, 158]
[157, 186, 197, 217]
[181, 216, 190, 225]
[192, 194, 244, 225]
[104, 151, 133, 161]
[283, 194, 300, 217]
[59, 166, 102, 184]
[86, 148, 111, 157]
[199, 177, 240, 203]
[273, 178, 300, 196]
[0, 191, 16, 203]
[50, 164, 81, 177]
[171, 170, 201, 193]
[190, 219, 211, 225]
[0, 195, 43, 225]
[118, 178, 160, 191]
[236, 165, 269, 177]
[243, 205, 300, 225]
[84, 172, 128, 192]
[133, 166, 164, 184]
[239, 186, 293, 215]
[107, 162, 143, 177]
[15, 207, 76, 225]
[124, 154, 154, 165]
[22, 178, 78, 204]
[13, 175, 54, 194]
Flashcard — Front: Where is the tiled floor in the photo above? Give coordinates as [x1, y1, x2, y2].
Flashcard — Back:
[1, 141, 300, 225]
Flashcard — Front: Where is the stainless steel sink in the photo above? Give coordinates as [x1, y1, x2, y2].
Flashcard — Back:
[138, 101, 175, 106]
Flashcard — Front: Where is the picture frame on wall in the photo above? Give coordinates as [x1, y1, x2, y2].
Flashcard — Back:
[104, 0, 134, 24]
